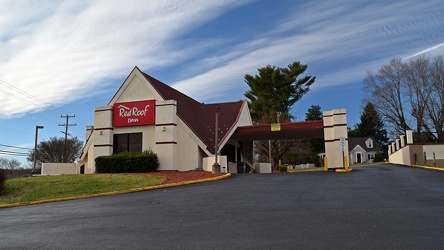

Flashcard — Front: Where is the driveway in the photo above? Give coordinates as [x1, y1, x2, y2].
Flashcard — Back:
[1, 164, 443, 249]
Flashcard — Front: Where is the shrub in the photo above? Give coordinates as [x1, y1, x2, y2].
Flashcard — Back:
[95, 150, 160, 173]
[374, 151, 384, 162]
[0, 169, 6, 195]
[279, 165, 287, 172]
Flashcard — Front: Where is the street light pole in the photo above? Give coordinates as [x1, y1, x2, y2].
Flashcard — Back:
[212, 107, 221, 173]
[32, 125, 44, 176]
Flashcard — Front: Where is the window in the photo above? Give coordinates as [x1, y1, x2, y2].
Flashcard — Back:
[113, 133, 142, 154]
[221, 144, 234, 162]
[366, 139, 373, 148]
[221, 144, 239, 162]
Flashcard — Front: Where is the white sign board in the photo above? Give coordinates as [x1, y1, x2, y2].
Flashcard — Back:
[340, 137, 345, 152]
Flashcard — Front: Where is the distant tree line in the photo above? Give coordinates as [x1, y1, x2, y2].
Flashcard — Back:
[0, 158, 22, 173]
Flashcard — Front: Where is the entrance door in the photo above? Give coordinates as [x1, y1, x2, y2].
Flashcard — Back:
[356, 153, 362, 163]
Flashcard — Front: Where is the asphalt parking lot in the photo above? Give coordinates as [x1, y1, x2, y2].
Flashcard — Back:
[1, 164, 443, 249]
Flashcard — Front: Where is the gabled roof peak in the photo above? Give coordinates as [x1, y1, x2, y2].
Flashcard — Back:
[138, 68, 246, 154]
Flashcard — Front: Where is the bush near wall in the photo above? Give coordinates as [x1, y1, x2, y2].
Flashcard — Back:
[374, 151, 384, 162]
[279, 165, 288, 172]
[0, 169, 6, 195]
[95, 150, 160, 173]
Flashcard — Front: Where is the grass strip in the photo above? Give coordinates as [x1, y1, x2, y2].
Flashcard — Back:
[0, 174, 166, 205]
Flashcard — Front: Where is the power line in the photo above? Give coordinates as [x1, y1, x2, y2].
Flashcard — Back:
[0, 80, 81, 120]
[0, 144, 32, 150]
[0, 150, 28, 156]
[0, 79, 91, 131]
[0, 126, 33, 136]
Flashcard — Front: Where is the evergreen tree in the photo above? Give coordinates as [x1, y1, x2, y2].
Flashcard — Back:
[355, 102, 388, 150]
[305, 104, 322, 121]
[303, 105, 324, 166]
[244, 61, 316, 168]
[244, 61, 315, 123]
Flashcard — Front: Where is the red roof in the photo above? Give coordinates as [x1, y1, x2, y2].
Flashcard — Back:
[232, 120, 324, 140]
[140, 70, 245, 154]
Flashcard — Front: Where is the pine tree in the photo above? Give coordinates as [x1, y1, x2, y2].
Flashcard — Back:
[244, 61, 316, 168]
[305, 104, 322, 121]
[305, 105, 324, 154]
[355, 102, 388, 150]
[244, 61, 315, 122]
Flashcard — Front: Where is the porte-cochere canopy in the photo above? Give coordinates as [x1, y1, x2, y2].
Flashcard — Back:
[231, 120, 324, 141]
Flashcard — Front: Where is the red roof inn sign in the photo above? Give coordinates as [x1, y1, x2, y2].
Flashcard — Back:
[113, 100, 155, 127]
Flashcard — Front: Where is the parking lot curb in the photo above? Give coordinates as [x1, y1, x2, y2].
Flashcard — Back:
[0, 173, 231, 209]
[335, 168, 353, 173]
[385, 162, 444, 171]
[411, 165, 444, 171]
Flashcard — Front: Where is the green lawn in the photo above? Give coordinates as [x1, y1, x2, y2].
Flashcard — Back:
[0, 174, 166, 205]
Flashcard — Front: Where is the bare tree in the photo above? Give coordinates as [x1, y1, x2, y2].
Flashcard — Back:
[0, 158, 22, 174]
[403, 55, 444, 142]
[403, 56, 430, 141]
[364, 58, 410, 136]
[27, 137, 83, 164]
[364, 55, 444, 142]
[0, 158, 8, 170]
[427, 55, 444, 142]
[6, 159, 21, 174]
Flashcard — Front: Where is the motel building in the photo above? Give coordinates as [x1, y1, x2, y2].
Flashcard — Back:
[77, 66, 350, 174]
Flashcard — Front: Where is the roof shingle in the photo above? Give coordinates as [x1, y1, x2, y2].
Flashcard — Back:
[141, 71, 244, 154]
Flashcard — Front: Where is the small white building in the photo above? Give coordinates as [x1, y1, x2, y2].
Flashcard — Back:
[348, 137, 379, 164]
[79, 66, 253, 173]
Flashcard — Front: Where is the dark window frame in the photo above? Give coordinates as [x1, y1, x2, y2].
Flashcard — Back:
[113, 132, 142, 154]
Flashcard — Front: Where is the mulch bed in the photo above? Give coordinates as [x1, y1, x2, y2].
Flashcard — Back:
[143, 171, 225, 184]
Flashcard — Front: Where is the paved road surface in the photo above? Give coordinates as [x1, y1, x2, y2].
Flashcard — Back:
[1, 164, 443, 249]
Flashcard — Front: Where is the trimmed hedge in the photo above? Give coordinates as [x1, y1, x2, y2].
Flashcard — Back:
[95, 150, 160, 173]
[0, 169, 6, 195]
[279, 165, 288, 172]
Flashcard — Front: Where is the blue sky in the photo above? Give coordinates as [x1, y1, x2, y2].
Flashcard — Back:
[1, 0, 444, 166]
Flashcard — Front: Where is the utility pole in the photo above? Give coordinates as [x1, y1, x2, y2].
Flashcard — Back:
[59, 114, 76, 163]
[32, 125, 44, 176]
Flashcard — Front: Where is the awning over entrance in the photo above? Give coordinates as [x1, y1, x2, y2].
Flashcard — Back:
[231, 120, 324, 141]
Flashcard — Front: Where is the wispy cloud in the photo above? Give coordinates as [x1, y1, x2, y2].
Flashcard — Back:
[171, 0, 444, 102]
[1, 0, 443, 118]
[0, 0, 250, 118]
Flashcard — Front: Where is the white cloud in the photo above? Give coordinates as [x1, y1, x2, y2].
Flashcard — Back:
[0, 0, 250, 118]
[171, 0, 444, 102]
[1, 0, 443, 118]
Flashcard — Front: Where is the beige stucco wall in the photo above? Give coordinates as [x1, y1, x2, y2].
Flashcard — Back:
[41, 163, 77, 175]
[154, 100, 178, 171]
[323, 109, 349, 169]
[113, 74, 163, 103]
[390, 144, 444, 167]
[388, 133, 444, 166]
[423, 145, 444, 159]
[176, 118, 201, 171]
[203, 156, 228, 173]
[389, 146, 410, 165]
